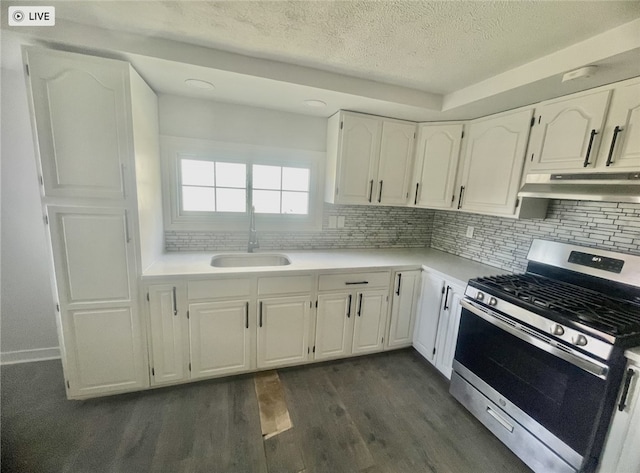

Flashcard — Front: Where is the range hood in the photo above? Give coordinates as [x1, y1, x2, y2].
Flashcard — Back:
[518, 172, 640, 203]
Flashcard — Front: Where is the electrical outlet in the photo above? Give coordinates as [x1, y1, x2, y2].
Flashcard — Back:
[466, 226, 474, 238]
[328, 216, 337, 229]
[337, 216, 345, 228]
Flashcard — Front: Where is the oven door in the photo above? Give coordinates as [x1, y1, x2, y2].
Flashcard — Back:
[453, 299, 611, 462]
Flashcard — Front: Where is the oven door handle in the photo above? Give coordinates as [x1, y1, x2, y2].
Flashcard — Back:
[461, 299, 609, 379]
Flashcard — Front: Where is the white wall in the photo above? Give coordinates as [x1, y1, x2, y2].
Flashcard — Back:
[158, 94, 327, 151]
[1, 33, 60, 362]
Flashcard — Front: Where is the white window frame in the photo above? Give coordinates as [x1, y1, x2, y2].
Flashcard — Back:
[162, 136, 325, 232]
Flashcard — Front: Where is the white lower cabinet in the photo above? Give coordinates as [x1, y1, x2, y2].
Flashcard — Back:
[413, 270, 465, 379]
[598, 359, 640, 473]
[147, 284, 188, 385]
[352, 289, 389, 354]
[189, 299, 251, 379]
[315, 271, 390, 361]
[315, 292, 353, 360]
[257, 296, 311, 369]
[387, 270, 421, 349]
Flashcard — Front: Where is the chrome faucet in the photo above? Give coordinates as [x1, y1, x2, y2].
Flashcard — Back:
[248, 206, 259, 253]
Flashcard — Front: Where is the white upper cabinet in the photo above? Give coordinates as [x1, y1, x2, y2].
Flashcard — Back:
[412, 123, 464, 209]
[529, 89, 611, 172]
[376, 121, 416, 205]
[325, 111, 415, 206]
[458, 108, 534, 216]
[595, 79, 640, 170]
[25, 48, 131, 200]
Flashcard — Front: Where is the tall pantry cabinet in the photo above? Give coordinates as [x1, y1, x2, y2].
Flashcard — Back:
[24, 47, 163, 399]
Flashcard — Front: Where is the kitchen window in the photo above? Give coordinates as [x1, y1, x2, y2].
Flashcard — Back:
[179, 159, 311, 215]
[163, 136, 323, 231]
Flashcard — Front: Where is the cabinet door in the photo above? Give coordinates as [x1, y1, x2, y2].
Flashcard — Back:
[377, 121, 415, 205]
[387, 271, 421, 349]
[47, 206, 146, 397]
[148, 284, 188, 385]
[598, 363, 640, 473]
[413, 124, 463, 209]
[460, 109, 533, 216]
[530, 90, 611, 171]
[434, 284, 465, 379]
[257, 296, 310, 368]
[315, 292, 353, 360]
[25, 48, 130, 200]
[352, 289, 388, 355]
[189, 300, 251, 379]
[336, 113, 382, 204]
[413, 272, 446, 364]
[596, 81, 640, 170]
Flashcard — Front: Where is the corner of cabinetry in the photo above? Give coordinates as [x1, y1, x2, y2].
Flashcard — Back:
[324, 113, 342, 203]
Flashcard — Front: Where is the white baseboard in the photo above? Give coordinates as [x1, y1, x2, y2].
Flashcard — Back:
[1, 347, 61, 365]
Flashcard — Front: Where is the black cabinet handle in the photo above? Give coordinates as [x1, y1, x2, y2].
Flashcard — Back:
[396, 274, 402, 296]
[618, 368, 635, 411]
[172, 286, 178, 316]
[346, 294, 352, 318]
[345, 281, 369, 285]
[584, 129, 598, 167]
[245, 302, 249, 329]
[368, 179, 374, 202]
[606, 126, 623, 166]
[443, 286, 451, 310]
[259, 301, 263, 328]
[414, 183, 419, 205]
[357, 293, 363, 317]
[457, 186, 465, 210]
[378, 180, 383, 203]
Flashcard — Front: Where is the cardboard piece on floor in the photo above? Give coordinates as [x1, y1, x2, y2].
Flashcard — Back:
[254, 370, 293, 440]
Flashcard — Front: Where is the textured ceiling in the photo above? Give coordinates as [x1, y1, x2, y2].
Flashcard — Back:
[48, 0, 640, 93]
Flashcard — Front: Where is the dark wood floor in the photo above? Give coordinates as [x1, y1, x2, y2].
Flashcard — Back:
[1, 349, 531, 473]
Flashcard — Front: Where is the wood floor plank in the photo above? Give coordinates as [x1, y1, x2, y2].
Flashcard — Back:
[1, 350, 532, 473]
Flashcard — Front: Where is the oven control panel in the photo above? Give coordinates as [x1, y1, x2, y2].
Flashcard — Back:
[567, 251, 624, 273]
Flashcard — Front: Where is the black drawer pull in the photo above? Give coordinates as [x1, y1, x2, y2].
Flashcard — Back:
[345, 281, 369, 285]
[606, 126, 623, 166]
[618, 368, 635, 411]
[583, 129, 598, 167]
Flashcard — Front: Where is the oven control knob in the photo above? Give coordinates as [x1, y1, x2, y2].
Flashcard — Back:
[476, 292, 485, 301]
[488, 297, 497, 306]
[551, 324, 565, 336]
[572, 334, 588, 347]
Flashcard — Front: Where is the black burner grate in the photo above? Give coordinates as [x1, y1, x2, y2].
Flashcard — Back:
[472, 274, 640, 337]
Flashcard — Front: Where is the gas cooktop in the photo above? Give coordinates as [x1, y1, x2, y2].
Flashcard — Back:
[469, 273, 640, 340]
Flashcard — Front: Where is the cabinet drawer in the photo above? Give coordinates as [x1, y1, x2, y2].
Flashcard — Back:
[318, 271, 391, 291]
[188, 278, 252, 300]
[258, 275, 314, 296]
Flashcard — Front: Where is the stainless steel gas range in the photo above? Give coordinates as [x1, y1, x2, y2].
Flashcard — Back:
[450, 239, 640, 473]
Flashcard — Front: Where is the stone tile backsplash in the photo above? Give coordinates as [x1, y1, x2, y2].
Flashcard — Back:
[166, 200, 639, 275]
[430, 200, 640, 273]
[166, 204, 435, 251]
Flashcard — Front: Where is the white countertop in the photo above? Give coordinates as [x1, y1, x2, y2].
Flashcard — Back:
[142, 248, 506, 284]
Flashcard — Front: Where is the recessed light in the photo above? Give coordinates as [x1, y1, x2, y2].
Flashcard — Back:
[184, 79, 215, 90]
[303, 99, 327, 108]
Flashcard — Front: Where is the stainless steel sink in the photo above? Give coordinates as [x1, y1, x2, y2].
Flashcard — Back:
[210, 253, 291, 268]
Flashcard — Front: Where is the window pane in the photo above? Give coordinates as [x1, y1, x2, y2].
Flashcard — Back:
[216, 162, 246, 188]
[182, 186, 215, 211]
[282, 191, 309, 214]
[216, 188, 246, 212]
[253, 165, 281, 190]
[282, 167, 310, 191]
[181, 159, 214, 186]
[253, 190, 281, 213]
